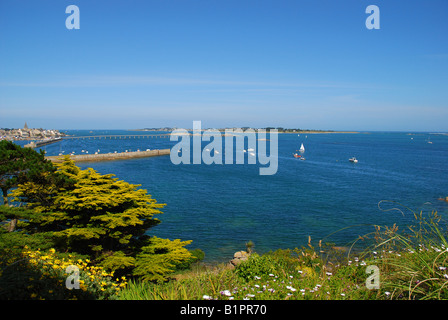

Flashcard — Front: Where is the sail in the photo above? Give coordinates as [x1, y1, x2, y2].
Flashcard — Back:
[299, 143, 305, 152]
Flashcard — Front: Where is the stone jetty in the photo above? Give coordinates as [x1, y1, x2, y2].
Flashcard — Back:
[46, 149, 170, 163]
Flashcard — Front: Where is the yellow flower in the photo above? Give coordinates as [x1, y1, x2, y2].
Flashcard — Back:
[30, 293, 37, 298]
[49, 248, 56, 254]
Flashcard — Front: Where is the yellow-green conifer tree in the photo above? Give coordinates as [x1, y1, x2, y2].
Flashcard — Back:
[13, 156, 193, 281]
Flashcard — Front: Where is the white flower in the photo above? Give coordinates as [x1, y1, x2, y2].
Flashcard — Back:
[203, 295, 211, 300]
[221, 290, 231, 296]
[269, 273, 275, 277]
[340, 293, 345, 297]
[444, 274, 448, 279]
[326, 272, 332, 276]
[385, 291, 391, 296]
[246, 294, 255, 298]
[254, 276, 261, 280]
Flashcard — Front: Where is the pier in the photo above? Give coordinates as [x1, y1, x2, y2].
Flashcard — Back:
[46, 149, 171, 163]
[25, 137, 62, 148]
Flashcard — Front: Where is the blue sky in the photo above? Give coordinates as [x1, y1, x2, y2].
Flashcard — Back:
[0, 0, 447, 131]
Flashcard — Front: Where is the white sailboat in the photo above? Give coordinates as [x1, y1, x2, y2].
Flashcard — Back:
[299, 143, 305, 153]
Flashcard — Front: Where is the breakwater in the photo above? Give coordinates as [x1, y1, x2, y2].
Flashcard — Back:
[46, 149, 170, 163]
[25, 137, 62, 148]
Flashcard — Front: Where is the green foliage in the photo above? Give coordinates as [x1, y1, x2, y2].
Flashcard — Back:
[0, 140, 55, 206]
[13, 156, 165, 257]
[5, 155, 196, 284]
[133, 237, 193, 282]
[174, 248, 205, 271]
[98, 251, 136, 274]
[235, 253, 281, 282]
[0, 247, 127, 300]
[373, 211, 448, 300]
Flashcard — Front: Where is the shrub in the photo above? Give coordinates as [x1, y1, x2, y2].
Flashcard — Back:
[235, 253, 280, 282]
[0, 246, 128, 300]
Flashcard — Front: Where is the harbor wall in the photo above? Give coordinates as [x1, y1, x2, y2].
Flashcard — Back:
[46, 149, 171, 163]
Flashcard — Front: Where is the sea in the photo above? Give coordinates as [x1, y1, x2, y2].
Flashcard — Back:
[18, 130, 448, 262]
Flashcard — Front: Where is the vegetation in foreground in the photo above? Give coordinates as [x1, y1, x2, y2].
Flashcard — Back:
[117, 211, 448, 300]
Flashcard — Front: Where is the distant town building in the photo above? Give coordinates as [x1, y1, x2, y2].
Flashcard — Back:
[0, 123, 66, 141]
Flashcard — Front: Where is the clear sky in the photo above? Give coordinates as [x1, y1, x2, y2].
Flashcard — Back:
[0, 0, 447, 131]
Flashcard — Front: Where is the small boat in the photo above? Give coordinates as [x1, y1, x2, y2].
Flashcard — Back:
[349, 157, 358, 163]
[293, 153, 304, 160]
[299, 143, 305, 153]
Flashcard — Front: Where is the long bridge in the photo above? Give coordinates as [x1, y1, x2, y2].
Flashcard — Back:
[62, 134, 172, 140]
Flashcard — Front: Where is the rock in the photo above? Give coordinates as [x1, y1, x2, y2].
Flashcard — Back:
[234, 251, 248, 259]
[228, 251, 250, 268]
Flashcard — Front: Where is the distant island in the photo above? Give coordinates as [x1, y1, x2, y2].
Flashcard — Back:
[0, 123, 66, 141]
[133, 127, 359, 134]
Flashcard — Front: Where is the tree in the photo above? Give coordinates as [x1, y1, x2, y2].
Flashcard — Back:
[13, 156, 194, 279]
[0, 140, 55, 231]
[134, 237, 193, 282]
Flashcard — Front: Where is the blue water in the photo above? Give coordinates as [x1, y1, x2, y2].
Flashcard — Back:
[32, 130, 448, 262]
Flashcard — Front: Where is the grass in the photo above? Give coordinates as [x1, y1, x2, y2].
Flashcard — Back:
[118, 210, 448, 301]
